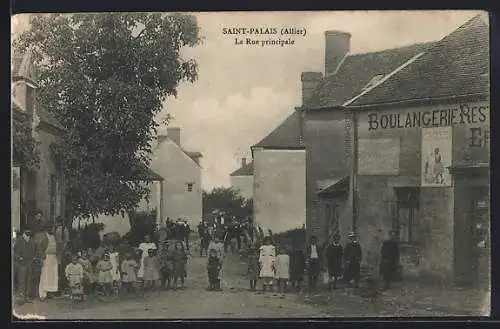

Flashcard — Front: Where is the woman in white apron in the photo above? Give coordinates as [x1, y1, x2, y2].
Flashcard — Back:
[39, 226, 59, 300]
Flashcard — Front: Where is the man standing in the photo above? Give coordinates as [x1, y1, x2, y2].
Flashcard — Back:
[326, 235, 343, 291]
[344, 232, 362, 288]
[14, 228, 36, 304]
[380, 230, 400, 290]
[305, 235, 323, 294]
[31, 210, 46, 298]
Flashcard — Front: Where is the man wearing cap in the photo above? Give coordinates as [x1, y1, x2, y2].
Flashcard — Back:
[380, 230, 400, 290]
[344, 232, 362, 288]
[14, 228, 36, 304]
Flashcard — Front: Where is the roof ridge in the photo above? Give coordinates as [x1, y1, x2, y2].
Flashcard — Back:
[346, 41, 435, 58]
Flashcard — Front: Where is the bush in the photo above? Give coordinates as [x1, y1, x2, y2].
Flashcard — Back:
[272, 228, 306, 250]
[124, 209, 157, 246]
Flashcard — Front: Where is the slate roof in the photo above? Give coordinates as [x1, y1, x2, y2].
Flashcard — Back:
[349, 13, 489, 107]
[252, 111, 303, 149]
[306, 42, 435, 109]
[230, 161, 254, 177]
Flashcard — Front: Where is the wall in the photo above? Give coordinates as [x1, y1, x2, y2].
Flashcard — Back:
[230, 175, 253, 200]
[253, 149, 306, 233]
[150, 140, 202, 227]
[354, 100, 489, 278]
[135, 180, 162, 225]
[34, 128, 64, 224]
[304, 109, 348, 243]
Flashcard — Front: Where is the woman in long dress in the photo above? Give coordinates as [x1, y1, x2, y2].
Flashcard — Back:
[137, 234, 157, 281]
[38, 226, 59, 300]
[259, 237, 276, 291]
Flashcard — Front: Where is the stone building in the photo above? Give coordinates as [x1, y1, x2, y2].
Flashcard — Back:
[344, 13, 489, 284]
[12, 49, 67, 230]
[300, 31, 433, 246]
[150, 127, 203, 227]
[251, 112, 306, 233]
[230, 157, 254, 200]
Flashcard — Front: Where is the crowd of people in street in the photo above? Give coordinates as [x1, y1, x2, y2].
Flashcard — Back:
[13, 209, 401, 305]
[243, 230, 401, 296]
[13, 212, 193, 305]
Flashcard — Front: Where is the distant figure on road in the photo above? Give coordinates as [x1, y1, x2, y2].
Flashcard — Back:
[344, 232, 362, 288]
[207, 248, 222, 291]
[247, 246, 260, 291]
[326, 235, 343, 290]
[380, 230, 400, 290]
[259, 236, 276, 292]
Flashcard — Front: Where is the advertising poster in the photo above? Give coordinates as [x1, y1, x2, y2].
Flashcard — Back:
[421, 126, 452, 187]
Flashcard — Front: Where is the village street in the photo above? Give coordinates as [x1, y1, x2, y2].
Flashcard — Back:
[13, 240, 489, 320]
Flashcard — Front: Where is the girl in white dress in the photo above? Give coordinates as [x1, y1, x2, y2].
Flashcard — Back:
[109, 246, 121, 294]
[275, 245, 290, 293]
[259, 237, 276, 292]
[137, 234, 157, 283]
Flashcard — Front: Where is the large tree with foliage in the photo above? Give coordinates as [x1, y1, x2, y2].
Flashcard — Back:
[203, 187, 253, 221]
[14, 13, 201, 218]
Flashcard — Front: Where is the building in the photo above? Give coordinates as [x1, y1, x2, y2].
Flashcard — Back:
[251, 111, 306, 233]
[150, 127, 203, 227]
[344, 13, 489, 284]
[12, 49, 67, 231]
[301, 30, 434, 246]
[230, 157, 254, 200]
[74, 164, 164, 237]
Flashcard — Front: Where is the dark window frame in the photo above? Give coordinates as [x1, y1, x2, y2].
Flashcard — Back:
[187, 182, 194, 192]
[392, 187, 420, 245]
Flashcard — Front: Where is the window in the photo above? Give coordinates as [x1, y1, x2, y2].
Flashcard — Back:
[472, 187, 489, 249]
[49, 174, 57, 224]
[392, 187, 420, 244]
[26, 85, 35, 115]
[187, 183, 193, 192]
[361, 74, 385, 91]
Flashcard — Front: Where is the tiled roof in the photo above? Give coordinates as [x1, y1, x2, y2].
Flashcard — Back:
[349, 13, 489, 107]
[252, 111, 303, 149]
[230, 161, 254, 176]
[306, 42, 435, 109]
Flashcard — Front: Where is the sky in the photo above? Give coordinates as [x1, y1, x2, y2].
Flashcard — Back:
[11, 10, 481, 190]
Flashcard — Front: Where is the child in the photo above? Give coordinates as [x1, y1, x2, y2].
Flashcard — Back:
[143, 248, 160, 291]
[275, 245, 290, 293]
[207, 248, 222, 291]
[158, 240, 173, 290]
[65, 254, 84, 302]
[96, 252, 113, 296]
[289, 247, 306, 293]
[109, 246, 121, 295]
[171, 241, 188, 289]
[121, 253, 138, 293]
[78, 250, 94, 295]
[247, 247, 260, 291]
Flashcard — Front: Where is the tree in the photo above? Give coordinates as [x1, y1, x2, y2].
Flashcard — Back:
[12, 117, 40, 171]
[202, 187, 253, 221]
[13, 13, 201, 219]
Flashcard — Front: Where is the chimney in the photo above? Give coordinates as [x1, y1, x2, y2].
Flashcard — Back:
[301, 72, 323, 106]
[166, 127, 181, 146]
[324, 30, 351, 76]
[241, 157, 247, 167]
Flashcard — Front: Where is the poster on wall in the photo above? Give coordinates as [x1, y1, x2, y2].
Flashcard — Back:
[421, 126, 452, 187]
[12, 167, 21, 233]
[359, 138, 400, 175]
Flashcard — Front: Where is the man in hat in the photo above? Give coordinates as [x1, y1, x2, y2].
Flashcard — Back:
[380, 230, 400, 290]
[344, 232, 362, 288]
[14, 227, 36, 304]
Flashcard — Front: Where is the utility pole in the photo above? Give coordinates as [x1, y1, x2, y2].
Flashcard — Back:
[352, 109, 359, 233]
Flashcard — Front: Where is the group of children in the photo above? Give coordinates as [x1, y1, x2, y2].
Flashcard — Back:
[246, 244, 307, 293]
[63, 238, 189, 302]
